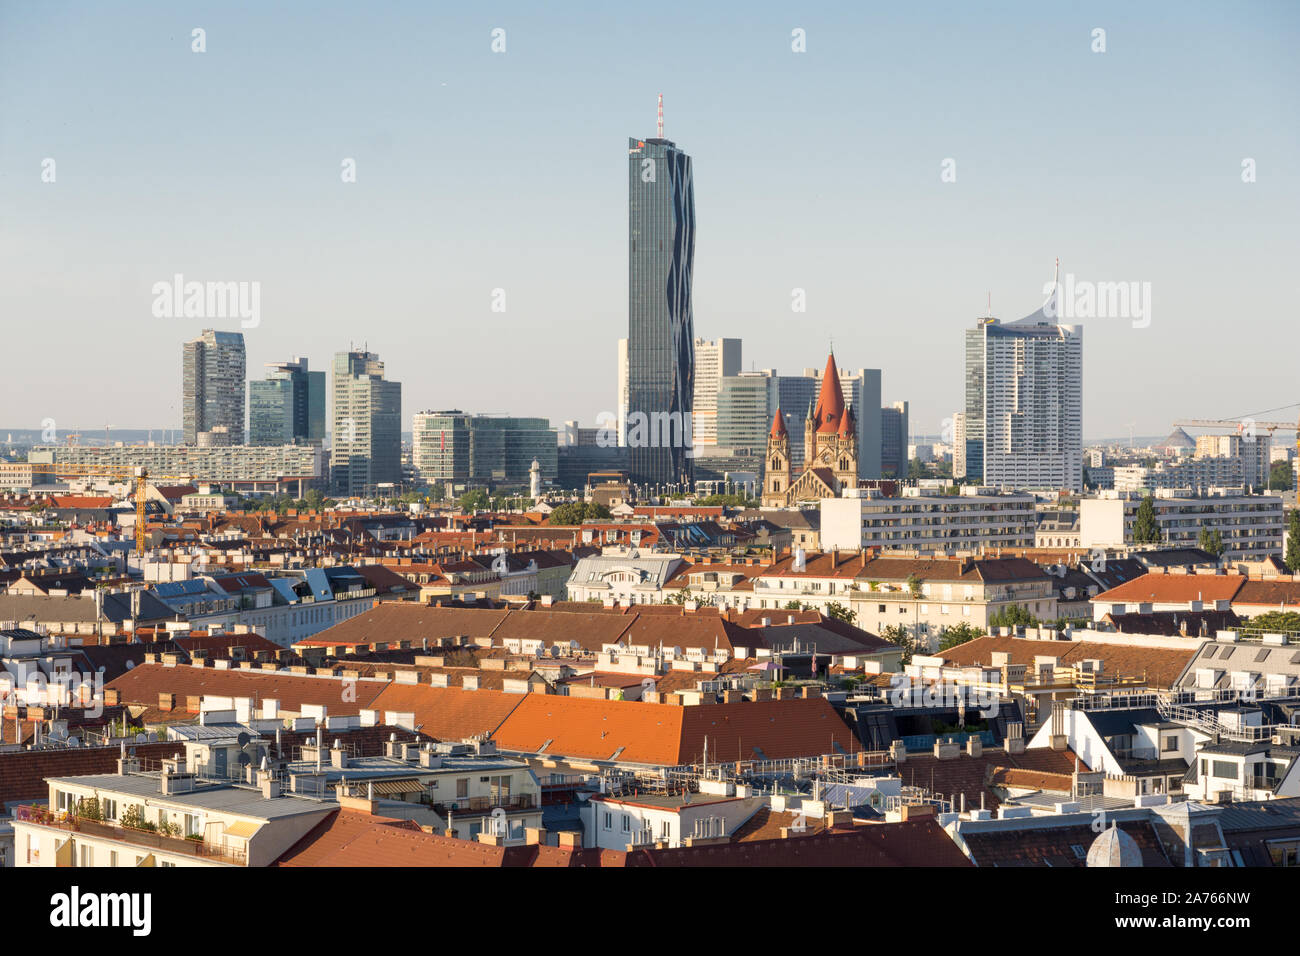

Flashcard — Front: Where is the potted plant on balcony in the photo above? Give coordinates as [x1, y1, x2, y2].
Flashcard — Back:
[74, 797, 103, 823]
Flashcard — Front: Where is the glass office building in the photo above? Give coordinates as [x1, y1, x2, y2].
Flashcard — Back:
[627, 133, 695, 486]
[413, 411, 557, 487]
[249, 359, 325, 446]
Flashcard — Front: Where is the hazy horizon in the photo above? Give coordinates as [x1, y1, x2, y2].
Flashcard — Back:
[3, 1, 1298, 442]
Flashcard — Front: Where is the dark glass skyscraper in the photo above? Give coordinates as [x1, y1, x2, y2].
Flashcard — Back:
[249, 358, 326, 446]
[627, 125, 695, 486]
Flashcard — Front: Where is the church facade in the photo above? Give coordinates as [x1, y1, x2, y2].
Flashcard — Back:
[762, 352, 859, 508]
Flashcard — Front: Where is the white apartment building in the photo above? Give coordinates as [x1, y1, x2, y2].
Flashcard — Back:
[30, 445, 322, 494]
[820, 486, 1036, 553]
[964, 310, 1083, 492]
[1079, 489, 1285, 560]
[691, 338, 742, 450]
[581, 787, 763, 850]
[566, 549, 687, 604]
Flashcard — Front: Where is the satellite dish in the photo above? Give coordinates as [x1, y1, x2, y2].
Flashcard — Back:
[672, 646, 683, 657]
[146, 731, 157, 742]
[135, 733, 147, 743]
[67, 736, 80, 748]
[236, 732, 251, 747]
[549, 646, 560, 659]
[238, 752, 251, 766]
[125, 660, 135, 670]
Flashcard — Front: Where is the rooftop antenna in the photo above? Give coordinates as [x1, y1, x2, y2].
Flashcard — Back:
[657, 93, 663, 138]
[987, 292, 992, 318]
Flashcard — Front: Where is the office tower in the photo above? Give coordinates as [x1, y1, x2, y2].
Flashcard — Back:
[616, 338, 629, 446]
[412, 411, 471, 485]
[249, 358, 326, 446]
[965, 300, 1083, 491]
[626, 101, 696, 485]
[715, 370, 776, 453]
[412, 411, 557, 486]
[331, 350, 402, 496]
[691, 338, 742, 450]
[773, 364, 881, 478]
[880, 401, 909, 478]
[182, 329, 246, 445]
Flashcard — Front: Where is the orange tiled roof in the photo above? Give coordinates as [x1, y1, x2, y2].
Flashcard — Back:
[493, 695, 855, 766]
[1095, 572, 1245, 605]
[935, 635, 1196, 689]
[366, 683, 524, 740]
[106, 663, 388, 715]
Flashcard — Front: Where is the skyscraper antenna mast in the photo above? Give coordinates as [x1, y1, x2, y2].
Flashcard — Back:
[657, 93, 663, 138]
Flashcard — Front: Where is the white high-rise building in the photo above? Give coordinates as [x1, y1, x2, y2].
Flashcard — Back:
[951, 412, 967, 479]
[616, 338, 630, 447]
[690, 337, 742, 450]
[964, 291, 1083, 492]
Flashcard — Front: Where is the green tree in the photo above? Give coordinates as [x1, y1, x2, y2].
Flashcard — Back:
[1268, 460, 1294, 491]
[547, 502, 611, 525]
[881, 624, 915, 666]
[907, 458, 929, 480]
[696, 493, 759, 508]
[1247, 610, 1300, 633]
[783, 600, 809, 611]
[298, 488, 326, 511]
[990, 604, 1037, 629]
[905, 573, 923, 598]
[1132, 495, 1162, 544]
[1197, 526, 1224, 557]
[823, 601, 856, 625]
[457, 489, 491, 512]
[1287, 511, 1300, 573]
[937, 622, 985, 651]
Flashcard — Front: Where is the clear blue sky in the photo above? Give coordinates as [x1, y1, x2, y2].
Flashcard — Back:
[2, 1, 1297, 442]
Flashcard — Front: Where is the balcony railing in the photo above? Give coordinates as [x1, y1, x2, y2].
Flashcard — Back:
[429, 793, 536, 815]
[14, 806, 247, 865]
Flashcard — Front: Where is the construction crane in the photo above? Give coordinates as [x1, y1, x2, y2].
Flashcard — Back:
[27, 463, 196, 556]
[1174, 403, 1300, 459]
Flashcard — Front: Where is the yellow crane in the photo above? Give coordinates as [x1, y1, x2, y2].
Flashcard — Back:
[28, 464, 197, 555]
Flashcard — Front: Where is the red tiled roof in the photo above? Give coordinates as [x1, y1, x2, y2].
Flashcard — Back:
[493, 695, 855, 766]
[935, 635, 1196, 689]
[1233, 579, 1300, 609]
[1095, 573, 1245, 605]
[627, 818, 971, 867]
[106, 663, 388, 716]
[366, 683, 524, 741]
[896, 747, 1087, 812]
[962, 820, 1171, 867]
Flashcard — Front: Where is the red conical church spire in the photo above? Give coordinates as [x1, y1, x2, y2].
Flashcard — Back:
[769, 407, 788, 438]
[813, 352, 846, 433]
